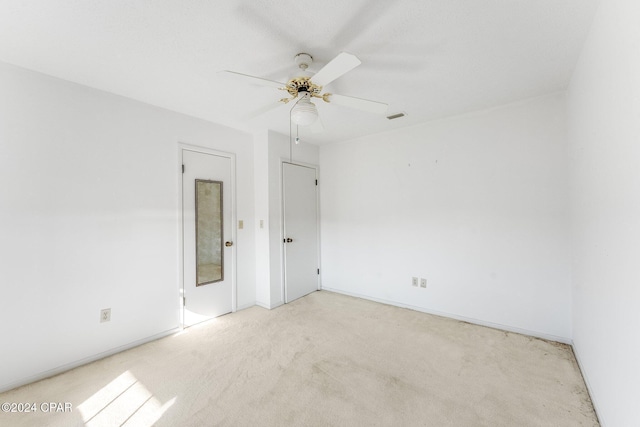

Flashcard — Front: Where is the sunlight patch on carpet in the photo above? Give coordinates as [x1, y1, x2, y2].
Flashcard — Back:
[77, 370, 175, 427]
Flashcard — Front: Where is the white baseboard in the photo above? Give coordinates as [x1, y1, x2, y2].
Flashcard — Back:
[0, 327, 180, 394]
[321, 287, 572, 344]
[571, 341, 605, 426]
[255, 300, 283, 310]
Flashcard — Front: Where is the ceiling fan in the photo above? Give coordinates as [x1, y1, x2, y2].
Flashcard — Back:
[219, 52, 388, 128]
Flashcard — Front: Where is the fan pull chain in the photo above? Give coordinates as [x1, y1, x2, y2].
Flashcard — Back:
[289, 95, 304, 163]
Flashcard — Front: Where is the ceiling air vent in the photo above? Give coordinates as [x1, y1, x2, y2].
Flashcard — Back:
[386, 112, 406, 120]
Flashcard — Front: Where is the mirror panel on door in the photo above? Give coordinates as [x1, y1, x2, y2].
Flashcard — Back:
[195, 179, 223, 286]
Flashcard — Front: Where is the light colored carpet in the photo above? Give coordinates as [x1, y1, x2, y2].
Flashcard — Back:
[0, 291, 598, 426]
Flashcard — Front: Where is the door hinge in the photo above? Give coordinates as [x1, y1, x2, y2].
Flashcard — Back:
[315, 179, 318, 186]
[183, 296, 186, 306]
[182, 164, 185, 173]
[317, 268, 320, 275]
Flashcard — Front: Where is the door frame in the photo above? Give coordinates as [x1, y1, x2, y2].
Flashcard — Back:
[178, 143, 237, 328]
[280, 159, 321, 303]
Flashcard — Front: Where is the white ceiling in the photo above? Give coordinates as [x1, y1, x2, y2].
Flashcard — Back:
[0, 0, 599, 145]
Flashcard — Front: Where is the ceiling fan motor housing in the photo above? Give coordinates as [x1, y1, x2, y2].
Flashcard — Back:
[285, 76, 322, 98]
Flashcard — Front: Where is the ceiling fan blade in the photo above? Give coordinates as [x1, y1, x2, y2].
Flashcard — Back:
[327, 94, 388, 115]
[218, 71, 285, 89]
[312, 52, 361, 87]
[242, 101, 285, 120]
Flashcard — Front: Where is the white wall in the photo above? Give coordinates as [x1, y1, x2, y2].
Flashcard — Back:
[253, 130, 271, 307]
[567, 0, 640, 425]
[0, 61, 255, 391]
[320, 93, 572, 341]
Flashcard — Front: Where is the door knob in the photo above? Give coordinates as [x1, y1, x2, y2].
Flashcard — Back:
[225, 241, 233, 247]
[285, 238, 293, 243]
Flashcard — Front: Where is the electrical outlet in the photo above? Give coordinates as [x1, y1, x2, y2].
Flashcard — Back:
[100, 308, 111, 323]
[412, 277, 419, 287]
[420, 278, 427, 288]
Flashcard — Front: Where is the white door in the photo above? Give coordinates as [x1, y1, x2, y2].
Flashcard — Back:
[283, 162, 319, 303]
[182, 149, 233, 327]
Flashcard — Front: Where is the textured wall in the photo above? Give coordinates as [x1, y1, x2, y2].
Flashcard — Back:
[320, 93, 572, 341]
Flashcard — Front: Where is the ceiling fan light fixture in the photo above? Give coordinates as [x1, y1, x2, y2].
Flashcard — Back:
[291, 95, 319, 126]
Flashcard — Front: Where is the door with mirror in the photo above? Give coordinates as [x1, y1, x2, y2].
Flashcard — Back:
[182, 149, 233, 327]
